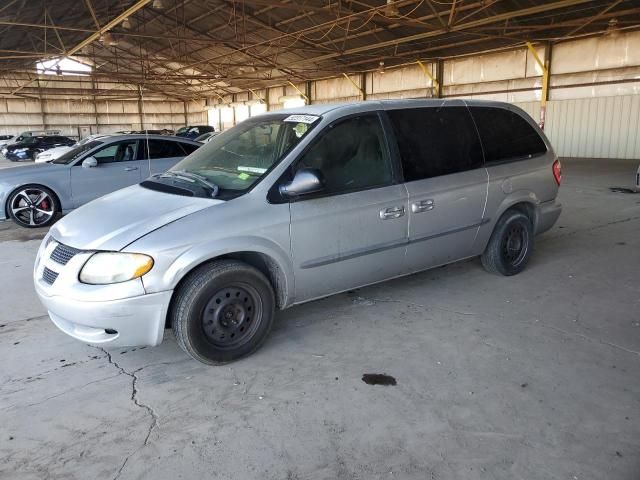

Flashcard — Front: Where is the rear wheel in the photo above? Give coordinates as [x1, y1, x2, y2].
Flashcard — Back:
[7, 185, 58, 228]
[481, 210, 533, 276]
[171, 260, 275, 365]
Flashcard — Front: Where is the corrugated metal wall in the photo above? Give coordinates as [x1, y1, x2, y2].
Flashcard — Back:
[0, 97, 191, 138]
[514, 97, 640, 159]
[206, 31, 640, 160]
[545, 95, 640, 159]
[2, 32, 640, 158]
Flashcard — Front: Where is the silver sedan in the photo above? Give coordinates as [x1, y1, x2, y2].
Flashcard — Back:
[0, 134, 201, 228]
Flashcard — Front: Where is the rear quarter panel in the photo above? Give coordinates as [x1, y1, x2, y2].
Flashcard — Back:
[473, 152, 559, 255]
[467, 103, 560, 254]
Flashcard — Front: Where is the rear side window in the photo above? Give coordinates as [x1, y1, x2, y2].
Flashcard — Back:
[470, 107, 547, 164]
[180, 142, 200, 155]
[387, 107, 483, 182]
[142, 139, 188, 159]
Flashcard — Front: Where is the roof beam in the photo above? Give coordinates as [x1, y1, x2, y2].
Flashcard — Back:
[65, 0, 152, 57]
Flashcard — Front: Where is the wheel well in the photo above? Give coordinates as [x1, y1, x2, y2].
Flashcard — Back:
[5, 184, 62, 218]
[165, 251, 288, 328]
[506, 202, 536, 227]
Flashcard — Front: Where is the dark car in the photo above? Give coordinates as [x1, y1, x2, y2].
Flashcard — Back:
[175, 125, 214, 139]
[3, 135, 75, 161]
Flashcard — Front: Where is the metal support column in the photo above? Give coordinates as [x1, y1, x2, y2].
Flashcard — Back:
[526, 41, 551, 129]
[36, 78, 46, 130]
[417, 60, 439, 98]
[305, 81, 312, 104]
[137, 85, 144, 130]
[91, 77, 99, 133]
[342, 73, 365, 101]
[436, 60, 444, 98]
[287, 81, 309, 104]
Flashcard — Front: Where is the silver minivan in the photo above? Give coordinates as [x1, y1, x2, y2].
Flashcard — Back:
[34, 100, 562, 364]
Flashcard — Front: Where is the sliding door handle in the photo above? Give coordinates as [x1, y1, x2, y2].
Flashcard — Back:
[411, 199, 434, 213]
[379, 206, 405, 220]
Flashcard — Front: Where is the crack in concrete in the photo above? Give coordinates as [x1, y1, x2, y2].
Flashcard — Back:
[352, 295, 475, 316]
[544, 215, 640, 240]
[95, 347, 159, 480]
[541, 323, 640, 358]
[1, 373, 122, 411]
[0, 314, 49, 326]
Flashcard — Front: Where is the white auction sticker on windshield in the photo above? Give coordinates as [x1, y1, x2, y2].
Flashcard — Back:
[238, 166, 267, 174]
[283, 114, 319, 124]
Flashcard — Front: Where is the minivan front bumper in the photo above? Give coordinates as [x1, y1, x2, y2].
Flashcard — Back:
[37, 287, 171, 347]
[34, 236, 172, 347]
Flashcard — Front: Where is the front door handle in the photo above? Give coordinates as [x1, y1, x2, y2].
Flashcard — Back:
[124, 166, 139, 171]
[379, 206, 405, 220]
[411, 199, 434, 213]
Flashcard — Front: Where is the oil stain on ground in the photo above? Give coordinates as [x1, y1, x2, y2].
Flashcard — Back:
[362, 373, 397, 386]
[609, 187, 638, 194]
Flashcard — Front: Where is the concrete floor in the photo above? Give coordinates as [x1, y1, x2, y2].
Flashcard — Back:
[0, 157, 639, 480]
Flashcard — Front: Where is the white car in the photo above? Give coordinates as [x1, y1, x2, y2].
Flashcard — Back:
[0, 135, 16, 147]
[35, 134, 111, 163]
[35, 145, 74, 163]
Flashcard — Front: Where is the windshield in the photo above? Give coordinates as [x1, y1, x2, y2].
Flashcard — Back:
[165, 114, 318, 196]
[176, 127, 189, 134]
[52, 140, 104, 164]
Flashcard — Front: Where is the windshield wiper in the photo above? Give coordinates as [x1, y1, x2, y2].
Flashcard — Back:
[155, 170, 220, 198]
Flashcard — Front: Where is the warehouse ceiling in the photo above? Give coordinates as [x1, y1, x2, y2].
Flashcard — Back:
[0, 0, 639, 100]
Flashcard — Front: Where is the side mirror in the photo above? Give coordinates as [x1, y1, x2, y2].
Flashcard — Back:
[82, 157, 98, 168]
[279, 168, 324, 198]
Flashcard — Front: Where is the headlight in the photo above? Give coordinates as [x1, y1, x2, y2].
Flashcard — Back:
[79, 252, 154, 285]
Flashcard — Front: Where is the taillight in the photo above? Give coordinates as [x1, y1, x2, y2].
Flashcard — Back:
[552, 159, 562, 186]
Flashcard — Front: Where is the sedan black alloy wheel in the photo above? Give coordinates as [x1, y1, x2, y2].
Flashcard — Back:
[10, 188, 55, 227]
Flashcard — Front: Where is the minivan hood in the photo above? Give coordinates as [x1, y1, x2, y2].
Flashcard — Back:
[50, 184, 221, 251]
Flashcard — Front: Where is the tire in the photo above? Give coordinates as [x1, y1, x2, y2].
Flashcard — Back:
[481, 210, 534, 276]
[171, 260, 276, 365]
[7, 185, 59, 228]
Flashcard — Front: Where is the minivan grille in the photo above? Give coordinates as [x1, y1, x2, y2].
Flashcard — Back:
[42, 267, 59, 285]
[51, 242, 81, 265]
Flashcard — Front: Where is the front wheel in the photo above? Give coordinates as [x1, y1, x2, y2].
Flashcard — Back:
[171, 260, 275, 365]
[481, 210, 534, 276]
[7, 185, 58, 228]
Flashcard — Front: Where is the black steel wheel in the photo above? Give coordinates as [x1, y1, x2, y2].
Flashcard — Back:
[481, 210, 534, 276]
[201, 284, 262, 349]
[171, 260, 275, 365]
[501, 223, 529, 268]
[7, 185, 58, 228]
